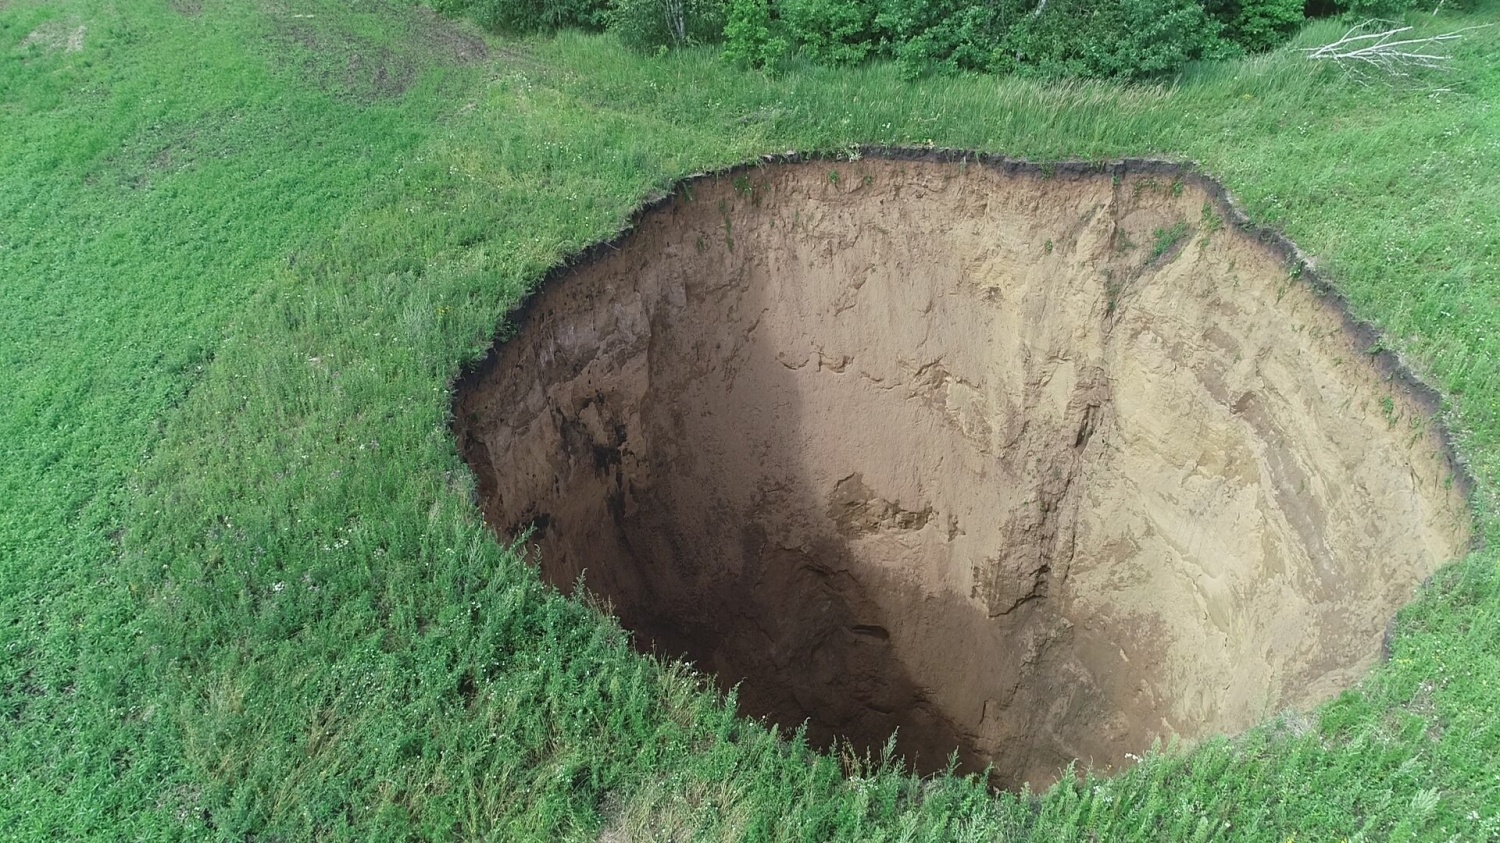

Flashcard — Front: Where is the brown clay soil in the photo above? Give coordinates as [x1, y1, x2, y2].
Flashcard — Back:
[453, 156, 1473, 790]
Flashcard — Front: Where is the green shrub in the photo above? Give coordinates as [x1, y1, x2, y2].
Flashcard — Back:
[432, 0, 611, 33]
[1308, 0, 1478, 16]
[609, 0, 729, 50]
[723, 0, 792, 68]
[1202, 0, 1304, 53]
[1336, 0, 1421, 13]
[440, 0, 1295, 77]
[738, 0, 1237, 80]
[778, 0, 880, 65]
[874, 0, 1015, 78]
[998, 0, 1235, 79]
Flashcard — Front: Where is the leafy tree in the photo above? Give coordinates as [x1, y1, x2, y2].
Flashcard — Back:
[431, 0, 611, 33]
[1203, 0, 1305, 53]
[610, 0, 729, 50]
[997, 0, 1235, 78]
[778, 0, 881, 65]
[723, 0, 792, 68]
[438, 0, 1328, 78]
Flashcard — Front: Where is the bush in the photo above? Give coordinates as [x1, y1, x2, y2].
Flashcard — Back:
[723, 0, 792, 68]
[874, 0, 1014, 78]
[439, 0, 1309, 77]
[1203, 0, 1304, 53]
[997, 0, 1235, 78]
[778, 0, 880, 65]
[718, 0, 1240, 79]
[609, 0, 729, 50]
[1307, 0, 1478, 16]
[1333, 0, 1420, 13]
[432, 0, 611, 34]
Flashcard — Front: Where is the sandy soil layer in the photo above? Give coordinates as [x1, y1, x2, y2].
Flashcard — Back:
[453, 157, 1472, 789]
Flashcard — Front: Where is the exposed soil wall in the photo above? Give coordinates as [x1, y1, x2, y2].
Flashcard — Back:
[453, 155, 1472, 790]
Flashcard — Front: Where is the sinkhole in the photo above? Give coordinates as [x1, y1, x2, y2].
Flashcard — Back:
[452, 154, 1472, 790]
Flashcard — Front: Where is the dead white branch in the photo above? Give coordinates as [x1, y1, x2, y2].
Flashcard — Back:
[1305, 20, 1491, 77]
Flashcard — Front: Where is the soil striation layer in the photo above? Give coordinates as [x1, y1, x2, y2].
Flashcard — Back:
[453, 156, 1472, 790]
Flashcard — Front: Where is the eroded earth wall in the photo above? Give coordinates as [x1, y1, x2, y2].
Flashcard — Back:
[453, 158, 1472, 789]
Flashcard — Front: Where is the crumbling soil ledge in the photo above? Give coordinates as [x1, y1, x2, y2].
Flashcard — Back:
[453, 150, 1476, 790]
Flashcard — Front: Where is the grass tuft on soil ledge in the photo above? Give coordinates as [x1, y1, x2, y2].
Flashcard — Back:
[2, 0, 1498, 840]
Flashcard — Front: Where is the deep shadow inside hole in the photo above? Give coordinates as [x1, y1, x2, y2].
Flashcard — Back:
[458, 287, 1004, 781]
[482, 314, 991, 781]
[453, 157, 1472, 791]
[571, 514, 987, 783]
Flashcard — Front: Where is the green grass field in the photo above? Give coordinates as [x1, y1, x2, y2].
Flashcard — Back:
[2, 0, 1498, 839]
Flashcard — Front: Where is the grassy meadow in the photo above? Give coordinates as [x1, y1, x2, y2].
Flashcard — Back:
[2, 0, 1498, 839]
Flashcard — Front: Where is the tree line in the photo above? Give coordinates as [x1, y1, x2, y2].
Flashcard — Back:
[434, 0, 1465, 78]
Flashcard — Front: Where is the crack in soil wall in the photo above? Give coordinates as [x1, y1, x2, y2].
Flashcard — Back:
[453, 155, 1473, 789]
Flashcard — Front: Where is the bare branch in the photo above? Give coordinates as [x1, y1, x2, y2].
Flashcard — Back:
[1305, 20, 1491, 78]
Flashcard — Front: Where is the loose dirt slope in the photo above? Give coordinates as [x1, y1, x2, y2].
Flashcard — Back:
[454, 156, 1471, 790]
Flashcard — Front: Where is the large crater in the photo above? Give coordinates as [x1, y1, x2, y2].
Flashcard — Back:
[453, 155, 1471, 790]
